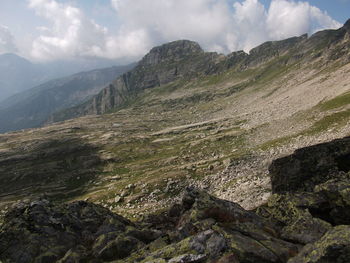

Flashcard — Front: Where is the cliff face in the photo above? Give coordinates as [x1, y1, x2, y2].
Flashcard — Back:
[51, 40, 222, 121]
[270, 136, 350, 193]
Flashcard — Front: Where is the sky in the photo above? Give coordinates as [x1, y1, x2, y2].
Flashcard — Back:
[0, 0, 349, 64]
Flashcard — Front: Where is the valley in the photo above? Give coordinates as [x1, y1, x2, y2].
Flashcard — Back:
[0, 21, 349, 221]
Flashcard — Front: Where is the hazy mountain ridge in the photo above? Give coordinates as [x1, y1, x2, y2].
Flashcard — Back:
[0, 64, 135, 133]
[0, 53, 42, 101]
[0, 53, 132, 103]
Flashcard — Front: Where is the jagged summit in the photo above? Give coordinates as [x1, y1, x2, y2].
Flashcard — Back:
[140, 40, 203, 66]
[50, 39, 219, 118]
[250, 34, 307, 55]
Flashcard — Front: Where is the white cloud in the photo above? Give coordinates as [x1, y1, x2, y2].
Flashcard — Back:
[110, 0, 342, 54]
[112, 0, 234, 52]
[0, 25, 18, 54]
[266, 0, 341, 40]
[28, 0, 342, 62]
[28, 0, 151, 61]
[28, 0, 110, 61]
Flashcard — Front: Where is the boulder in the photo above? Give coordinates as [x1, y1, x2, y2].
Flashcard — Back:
[288, 225, 350, 263]
[257, 193, 332, 244]
[269, 136, 350, 193]
[0, 198, 156, 262]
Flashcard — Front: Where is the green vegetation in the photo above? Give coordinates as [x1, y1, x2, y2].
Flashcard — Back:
[258, 135, 296, 151]
[303, 109, 350, 135]
[318, 92, 350, 111]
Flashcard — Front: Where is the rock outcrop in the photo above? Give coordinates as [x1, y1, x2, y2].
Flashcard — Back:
[2, 136, 350, 262]
[0, 198, 161, 262]
[2, 168, 350, 263]
[51, 40, 222, 122]
[269, 136, 350, 193]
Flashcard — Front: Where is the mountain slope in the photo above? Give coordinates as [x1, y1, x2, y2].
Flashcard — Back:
[52, 19, 350, 123]
[0, 20, 349, 221]
[0, 64, 134, 133]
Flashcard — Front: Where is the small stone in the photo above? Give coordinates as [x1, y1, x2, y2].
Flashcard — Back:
[111, 175, 121, 181]
[126, 184, 135, 190]
[114, 196, 123, 203]
[168, 254, 207, 263]
[121, 190, 130, 197]
[223, 158, 232, 168]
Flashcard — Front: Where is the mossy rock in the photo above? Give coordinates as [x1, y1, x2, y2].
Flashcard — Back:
[257, 194, 331, 244]
[288, 225, 350, 263]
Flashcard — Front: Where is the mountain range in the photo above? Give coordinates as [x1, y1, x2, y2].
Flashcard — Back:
[0, 18, 350, 263]
[0, 53, 130, 103]
[0, 63, 134, 133]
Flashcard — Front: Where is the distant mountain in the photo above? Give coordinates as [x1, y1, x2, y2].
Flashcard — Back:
[0, 53, 42, 101]
[0, 53, 132, 103]
[51, 35, 308, 122]
[0, 63, 135, 133]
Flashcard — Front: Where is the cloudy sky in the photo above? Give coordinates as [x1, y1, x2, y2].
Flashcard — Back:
[0, 0, 348, 63]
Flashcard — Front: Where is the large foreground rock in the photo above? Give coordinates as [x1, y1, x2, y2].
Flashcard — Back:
[0, 188, 300, 263]
[1, 180, 350, 262]
[270, 136, 350, 193]
[288, 225, 350, 263]
[0, 199, 160, 262]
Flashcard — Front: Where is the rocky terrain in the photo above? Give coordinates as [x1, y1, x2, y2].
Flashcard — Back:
[0, 19, 349, 262]
[1, 137, 350, 262]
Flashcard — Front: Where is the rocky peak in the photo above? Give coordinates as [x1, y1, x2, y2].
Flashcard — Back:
[139, 40, 203, 66]
[250, 34, 307, 57]
[244, 34, 307, 67]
